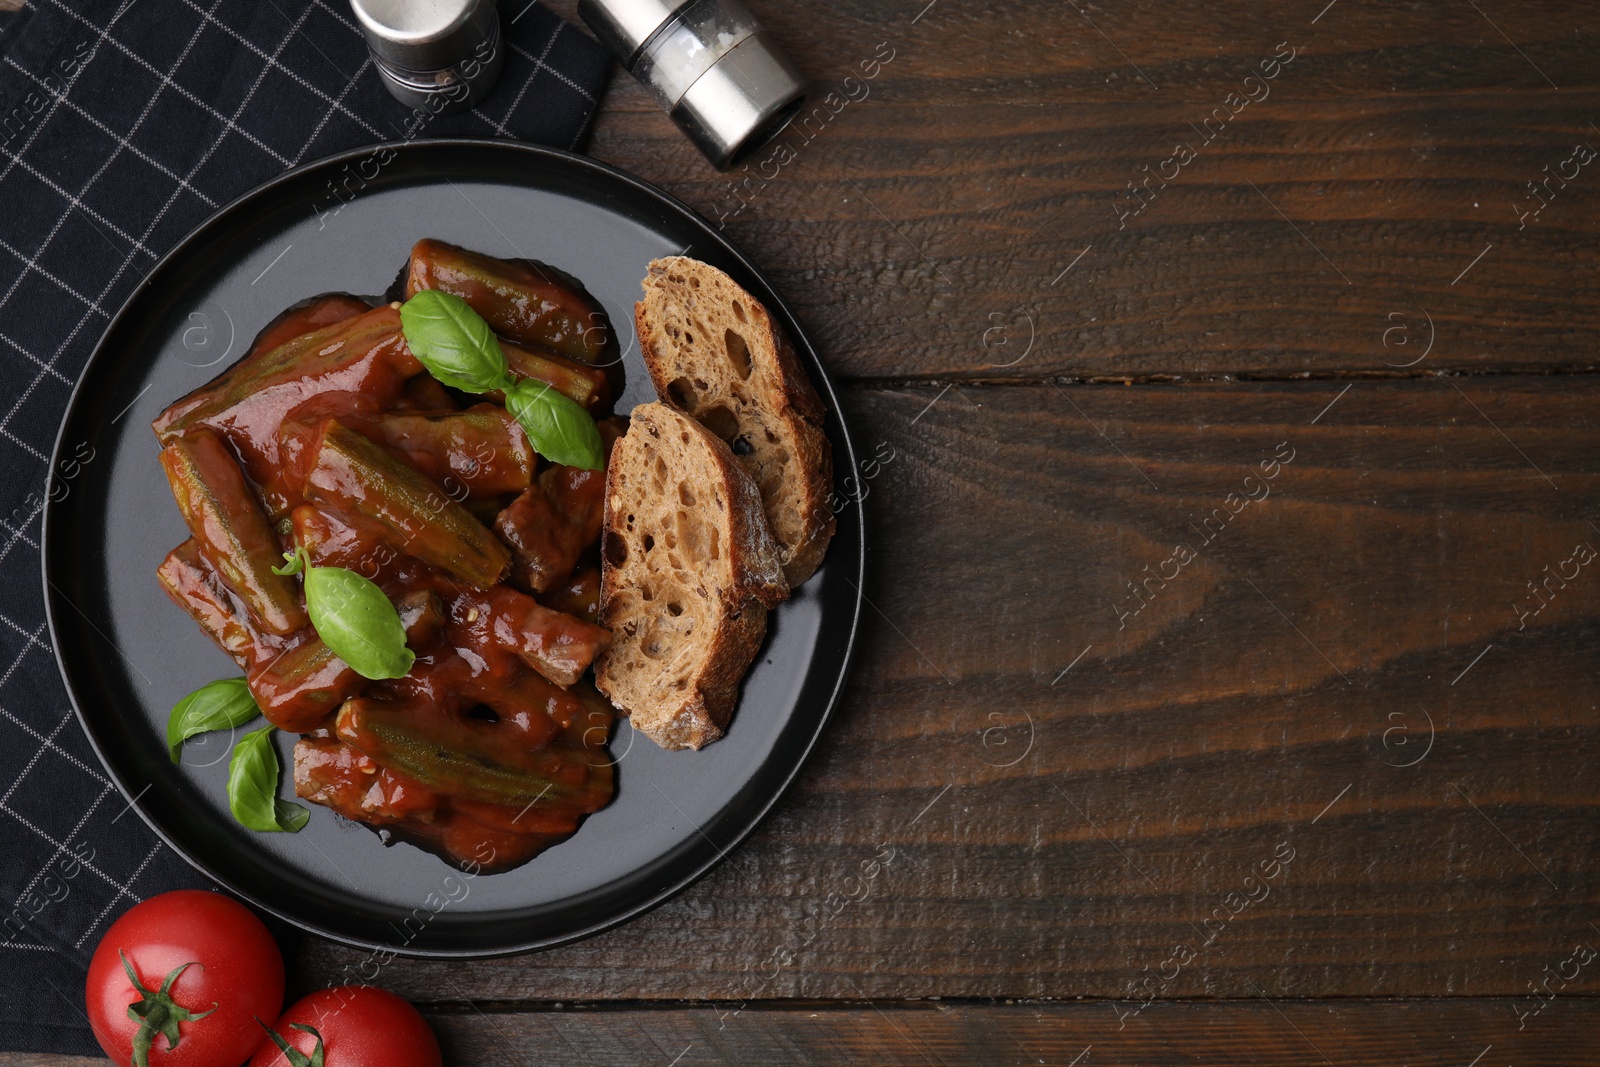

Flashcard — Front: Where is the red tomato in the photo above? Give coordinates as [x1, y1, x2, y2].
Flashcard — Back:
[249, 987, 442, 1067]
[86, 889, 284, 1067]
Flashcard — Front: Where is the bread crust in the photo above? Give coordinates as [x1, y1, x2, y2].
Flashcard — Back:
[634, 258, 835, 587]
[594, 403, 786, 749]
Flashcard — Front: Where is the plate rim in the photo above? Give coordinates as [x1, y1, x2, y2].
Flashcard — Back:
[41, 137, 865, 958]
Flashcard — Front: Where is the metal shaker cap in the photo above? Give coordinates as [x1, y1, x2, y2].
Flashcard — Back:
[351, 0, 498, 73]
[580, 0, 809, 169]
[672, 32, 807, 169]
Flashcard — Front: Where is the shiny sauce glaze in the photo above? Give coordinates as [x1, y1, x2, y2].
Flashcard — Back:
[154, 246, 623, 873]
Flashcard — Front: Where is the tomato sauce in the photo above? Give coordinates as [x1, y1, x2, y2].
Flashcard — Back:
[155, 248, 623, 874]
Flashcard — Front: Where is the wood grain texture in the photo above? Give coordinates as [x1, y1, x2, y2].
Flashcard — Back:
[418, 999, 1600, 1067]
[295, 378, 1600, 1002]
[9, 0, 1598, 1063]
[14, 1000, 1600, 1067]
[216, 1, 1600, 1057]
[547, 0, 1600, 381]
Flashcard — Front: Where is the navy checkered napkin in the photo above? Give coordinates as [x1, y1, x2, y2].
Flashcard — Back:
[0, 0, 611, 1053]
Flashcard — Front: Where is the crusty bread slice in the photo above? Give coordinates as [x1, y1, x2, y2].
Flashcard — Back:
[594, 403, 788, 750]
[634, 258, 834, 588]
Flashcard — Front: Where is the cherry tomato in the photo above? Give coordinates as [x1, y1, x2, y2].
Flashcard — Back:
[249, 987, 442, 1067]
[86, 889, 284, 1067]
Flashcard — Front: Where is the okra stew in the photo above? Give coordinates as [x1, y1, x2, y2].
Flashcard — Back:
[154, 239, 625, 874]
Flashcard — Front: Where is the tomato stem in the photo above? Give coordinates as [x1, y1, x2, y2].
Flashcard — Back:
[258, 1019, 325, 1067]
[120, 951, 217, 1067]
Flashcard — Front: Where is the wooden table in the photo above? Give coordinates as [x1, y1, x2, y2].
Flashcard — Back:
[25, 1, 1600, 1063]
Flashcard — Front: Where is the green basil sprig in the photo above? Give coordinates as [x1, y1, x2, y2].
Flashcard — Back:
[167, 677, 261, 763]
[399, 290, 604, 471]
[398, 289, 515, 393]
[227, 726, 308, 833]
[505, 379, 605, 471]
[274, 546, 414, 680]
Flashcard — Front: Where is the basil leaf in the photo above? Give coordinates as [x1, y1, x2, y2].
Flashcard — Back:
[399, 290, 515, 394]
[400, 289, 604, 472]
[303, 563, 415, 680]
[227, 727, 309, 833]
[167, 677, 262, 763]
[506, 378, 605, 471]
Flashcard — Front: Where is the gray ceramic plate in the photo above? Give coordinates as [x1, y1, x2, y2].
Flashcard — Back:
[43, 139, 862, 957]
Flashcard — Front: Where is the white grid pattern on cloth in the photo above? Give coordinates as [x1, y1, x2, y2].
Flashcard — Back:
[0, 712, 77, 810]
[0, 0, 120, 186]
[0, 663, 161, 956]
[0, 0, 426, 958]
[0, 613, 50, 659]
[0, 0, 176, 387]
[0, 506, 43, 556]
[9, 779, 113, 918]
[0, 781, 173, 959]
[486, 30, 604, 151]
[71, 12, 398, 952]
[0, 520, 39, 554]
[0, 627, 160, 922]
[490, 22, 567, 140]
[0, 706, 112, 794]
[0, 147, 161, 261]
[74, 838, 164, 948]
[1, 791, 141, 905]
[0, 0, 611, 988]
[0, 235, 111, 319]
[0, 498, 45, 566]
[2, 55, 221, 208]
[290, 51, 372, 165]
[0, 0, 299, 955]
[268, 0, 370, 89]
[0, 426, 52, 463]
[34, 0, 295, 166]
[168, 0, 386, 141]
[0, 328, 77, 384]
[511, 32, 599, 107]
[0, 624, 54, 695]
[0, 0, 286, 454]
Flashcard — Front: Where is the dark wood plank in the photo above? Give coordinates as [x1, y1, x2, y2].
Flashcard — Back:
[297, 377, 1600, 1000]
[15, 1000, 1600, 1067]
[423, 1000, 1600, 1066]
[22, 3, 1600, 1063]
[549, 0, 1600, 380]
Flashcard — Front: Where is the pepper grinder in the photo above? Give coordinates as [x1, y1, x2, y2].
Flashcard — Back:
[578, 0, 808, 169]
[351, 0, 505, 115]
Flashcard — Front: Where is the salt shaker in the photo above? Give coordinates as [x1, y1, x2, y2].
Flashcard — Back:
[350, 0, 505, 115]
[578, 0, 808, 168]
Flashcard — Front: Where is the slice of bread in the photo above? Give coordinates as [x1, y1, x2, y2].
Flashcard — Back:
[594, 403, 788, 750]
[634, 258, 834, 588]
